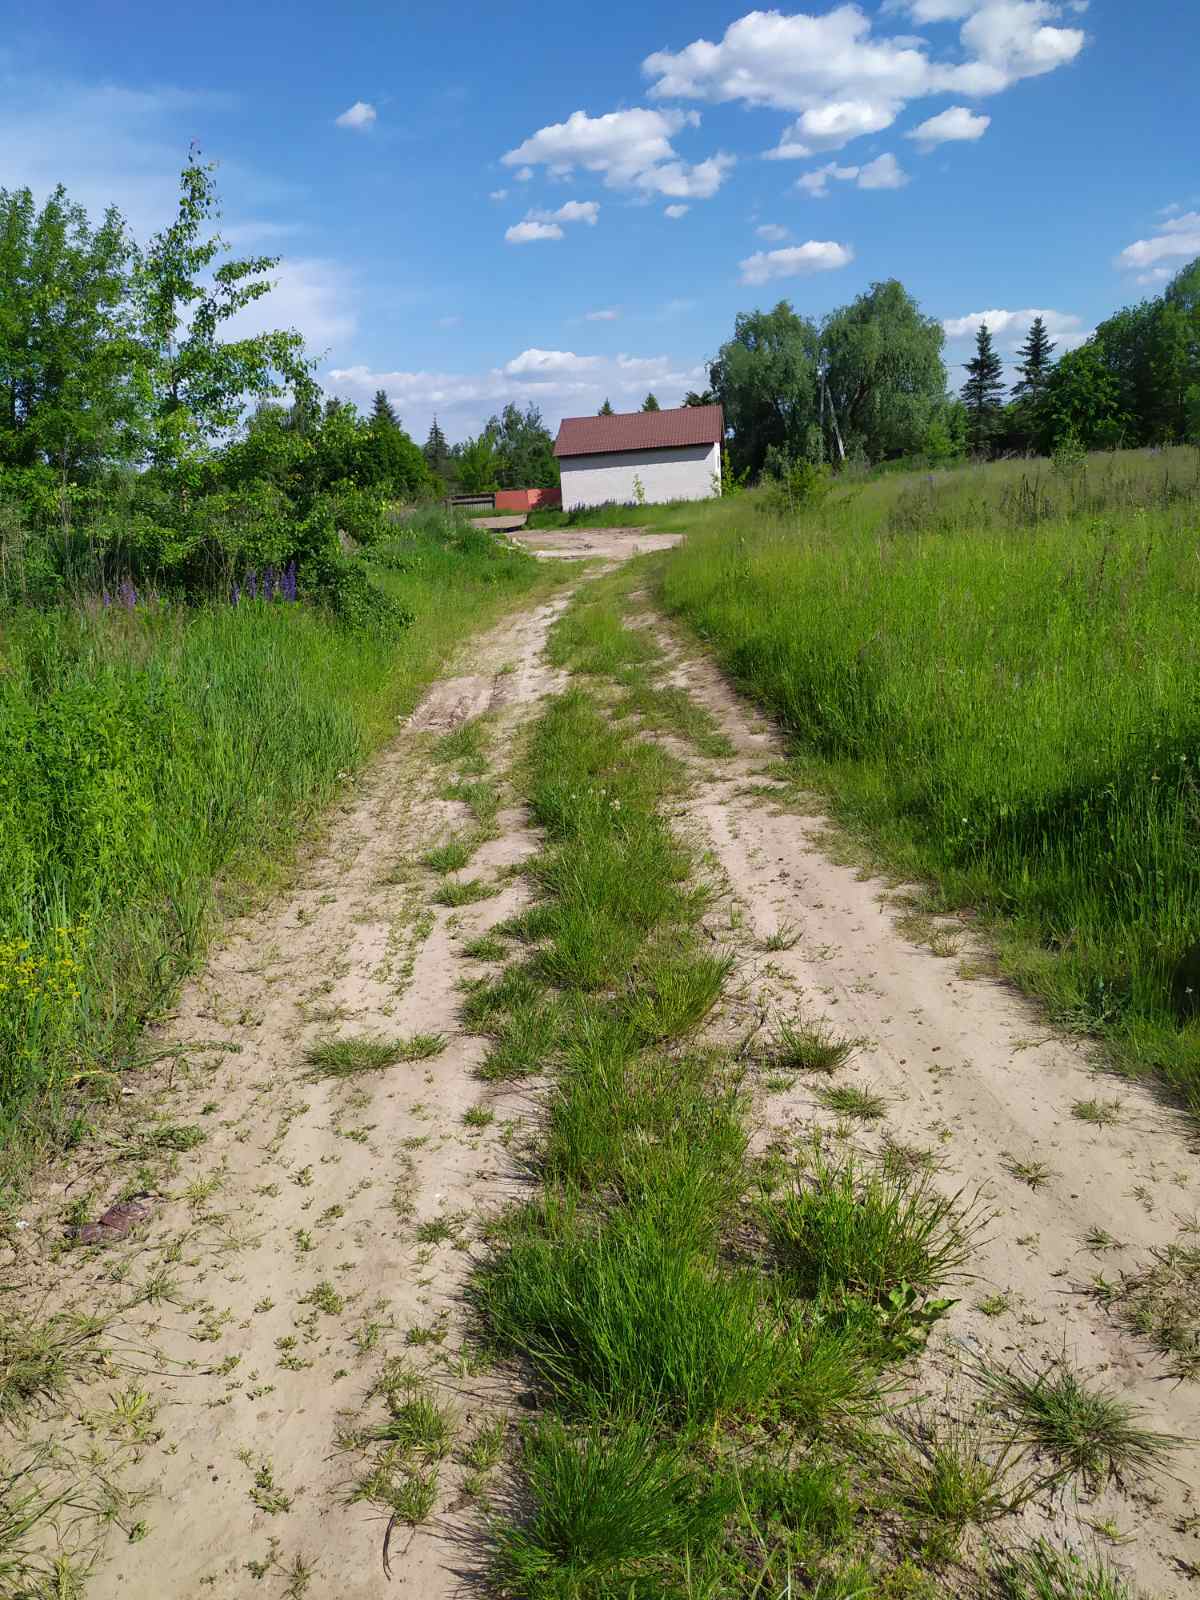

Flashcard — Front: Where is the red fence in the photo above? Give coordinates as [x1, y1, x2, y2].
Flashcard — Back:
[494, 487, 562, 512]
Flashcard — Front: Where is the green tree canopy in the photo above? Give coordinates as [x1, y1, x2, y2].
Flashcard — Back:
[961, 323, 1005, 454]
[1012, 315, 1056, 406]
[134, 151, 313, 470]
[1037, 343, 1129, 450]
[457, 433, 499, 494]
[0, 184, 138, 478]
[423, 416, 449, 479]
[641, 392, 660, 411]
[483, 402, 559, 489]
[598, 398, 614, 415]
[372, 389, 399, 428]
[709, 300, 821, 478]
[820, 278, 946, 462]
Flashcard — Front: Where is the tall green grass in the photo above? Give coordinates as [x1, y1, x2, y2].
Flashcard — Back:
[660, 446, 1200, 1106]
[0, 524, 550, 1173]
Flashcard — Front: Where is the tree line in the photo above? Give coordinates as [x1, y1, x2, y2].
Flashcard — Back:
[703, 265, 1200, 481]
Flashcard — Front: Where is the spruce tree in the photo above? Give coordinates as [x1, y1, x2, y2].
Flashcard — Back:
[423, 415, 449, 477]
[641, 392, 660, 412]
[598, 398, 614, 415]
[961, 323, 1005, 455]
[1011, 316, 1056, 406]
[372, 388, 400, 428]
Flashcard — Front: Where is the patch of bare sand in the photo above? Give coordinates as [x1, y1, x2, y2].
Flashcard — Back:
[510, 527, 681, 561]
[10, 589, 578, 1599]
[655, 623, 1200, 1595]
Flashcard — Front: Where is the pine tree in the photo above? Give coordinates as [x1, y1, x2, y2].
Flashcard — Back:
[1011, 316, 1056, 406]
[598, 398, 614, 415]
[641, 392, 660, 412]
[423, 415, 449, 476]
[961, 323, 1005, 454]
[372, 388, 399, 429]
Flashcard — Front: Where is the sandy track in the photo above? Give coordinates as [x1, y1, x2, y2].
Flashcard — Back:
[654, 623, 1200, 1596]
[13, 534, 1198, 1597]
[15, 583, 591, 1599]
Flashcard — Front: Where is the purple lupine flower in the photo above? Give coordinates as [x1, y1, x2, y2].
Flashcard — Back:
[230, 582, 241, 607]
[282, 561, 297, 602]
[119, 578, 137, 610]
[245, 569, 258, 600]
[101, 587, 112, 608]
[263, 565, 276, 602]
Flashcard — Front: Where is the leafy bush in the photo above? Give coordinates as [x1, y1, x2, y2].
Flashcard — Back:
[310, 553, 413, 637]
[759, 451, 833, 517]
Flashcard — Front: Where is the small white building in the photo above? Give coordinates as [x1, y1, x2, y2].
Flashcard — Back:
[554, 404, 724, 512]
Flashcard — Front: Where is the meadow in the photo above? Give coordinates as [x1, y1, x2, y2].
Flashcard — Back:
[655, 445, 1200, 1108]
[0, 512, 550, 1178]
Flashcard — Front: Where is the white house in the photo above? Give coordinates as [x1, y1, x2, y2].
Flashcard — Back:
[553, 404, 724, 511]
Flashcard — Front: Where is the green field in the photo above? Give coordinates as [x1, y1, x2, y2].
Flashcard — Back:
[0, 516, 552, 1176]
[656, 446, 1200, 1107]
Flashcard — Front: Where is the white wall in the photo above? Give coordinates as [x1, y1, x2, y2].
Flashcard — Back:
[559, 442, 720, 511]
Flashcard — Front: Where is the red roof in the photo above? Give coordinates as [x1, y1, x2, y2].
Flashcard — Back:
[554, 404, 724, 458]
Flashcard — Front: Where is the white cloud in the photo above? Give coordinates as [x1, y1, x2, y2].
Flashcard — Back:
[797, 153, 908, 196]
[1136, 267, 1173, 287]
[585, 308, 621, 321]
[756, 223, 790, 241]
[334, 100, 377, 132]
[531, 199, 600, 226]
[1116, 212, 1200, 272]
[637, 153, 735, 199]
[221, 258, 357, 352]
[326, 351, 708, 440]
[739, 240, 854, 285]
[489, 188, 509, 201]
[505, 220, 564, 243]
[501, 107, 733, 203]
[507, 200, 600, 244]
[766, 99, 900, 158]
[504, 349, 601, 375]
[515, 166, 534, 181]
[664, 203, 690, 218]
[907, 104, 992, 145]
[858, 152, 909, 188]
[645, 4, 1084, 159]
[941, 306, 1083, 347]
[797, 162, 859, 197]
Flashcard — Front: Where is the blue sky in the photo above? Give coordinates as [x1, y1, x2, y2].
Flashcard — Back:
[1, 1, 1195, 442]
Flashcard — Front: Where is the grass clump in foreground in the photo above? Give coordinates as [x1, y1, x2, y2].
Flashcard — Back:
[305, 1033, 446, 1077]
[0, 521, 556, 1180]
[657, 446, 1200, 1111]
[977, 1357, 1183, 1490]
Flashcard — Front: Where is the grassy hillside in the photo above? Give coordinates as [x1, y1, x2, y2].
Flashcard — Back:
[0, 515, 553, 1175]
[659, 447, 1200, 1107]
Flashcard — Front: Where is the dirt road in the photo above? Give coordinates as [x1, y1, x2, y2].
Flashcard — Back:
[11, 533, 1198, 1597]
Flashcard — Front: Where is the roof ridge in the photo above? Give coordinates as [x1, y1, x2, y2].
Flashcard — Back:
[554, 403, 724, 459]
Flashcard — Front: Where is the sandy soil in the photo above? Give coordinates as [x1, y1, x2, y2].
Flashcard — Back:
[11, 547, 1199, 1598]
[648, 617, 1200, 1596]
[13, 588, 579, 1599]
[510, 526, 681, 561]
